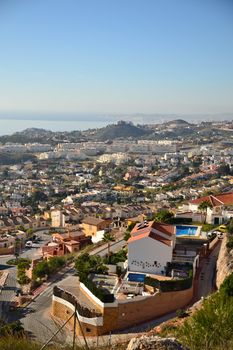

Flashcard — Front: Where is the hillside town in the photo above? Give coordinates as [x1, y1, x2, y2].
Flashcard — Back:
[0, 120, 233, 346]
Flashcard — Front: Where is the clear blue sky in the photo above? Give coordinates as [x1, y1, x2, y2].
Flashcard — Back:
[0, 0, 233, 115]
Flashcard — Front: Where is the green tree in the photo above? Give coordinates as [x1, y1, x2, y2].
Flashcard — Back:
[198, 200, 213, 223]
[154, 209, 174, 223]
[32, 260, 50, 280]
[218, 163, 231, 176]
[124, 231, 131, 241]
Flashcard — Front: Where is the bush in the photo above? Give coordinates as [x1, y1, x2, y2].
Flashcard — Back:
[175, 291, 233, 350]
[0, 321, 25, 337]
[104, 248, 127, 265]
[220, 272, 233, 297]
[145, 270, 193, 292]
[7, 258, 31, 266]
[176, 309, 188, 318]
[201, 224, 216, 232]
[226, 236, 233, 251]
[32, 256, 66, 281]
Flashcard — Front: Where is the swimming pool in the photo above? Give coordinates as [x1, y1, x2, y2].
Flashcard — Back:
[176, 225, 198, 236]
[127, 273, 145, 282]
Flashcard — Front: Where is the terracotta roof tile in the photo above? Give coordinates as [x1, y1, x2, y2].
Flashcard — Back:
[190, 192, 233, 207]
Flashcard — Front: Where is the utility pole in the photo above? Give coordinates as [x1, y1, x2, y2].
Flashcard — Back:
[72, 303, 77, 350]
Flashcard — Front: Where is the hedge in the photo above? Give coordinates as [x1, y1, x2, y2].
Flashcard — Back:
[145, 271, 193, 292]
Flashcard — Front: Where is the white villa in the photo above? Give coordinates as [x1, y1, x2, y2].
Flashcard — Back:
[128, 221, 176, 275]
[189, 192, 233, 225]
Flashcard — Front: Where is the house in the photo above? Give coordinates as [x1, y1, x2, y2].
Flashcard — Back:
[51, 209, 66, 227]
[128, 220, 176, 275]
[81, 216, 112, 243]
[42, 230, 91, 259]
[0, 234, 15, 254]
[189, 192, 233, 224]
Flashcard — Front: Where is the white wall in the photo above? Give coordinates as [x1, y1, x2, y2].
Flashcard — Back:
[91, 230, 105, 243]
[128, 237, 173, 275]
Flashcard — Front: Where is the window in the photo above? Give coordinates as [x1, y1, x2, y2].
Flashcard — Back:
[86, 328, 91, 333]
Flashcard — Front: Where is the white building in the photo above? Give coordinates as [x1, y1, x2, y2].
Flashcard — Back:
[128, 221, 176, 275]
[51, 209, 66, 228]
[189, 192, 233, 225]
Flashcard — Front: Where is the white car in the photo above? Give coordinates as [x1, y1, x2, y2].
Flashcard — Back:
[217, 231, 224, 239]
[25, 241, 33, 248]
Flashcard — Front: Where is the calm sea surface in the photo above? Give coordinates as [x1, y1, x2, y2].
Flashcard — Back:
[0, 118, 111, 136]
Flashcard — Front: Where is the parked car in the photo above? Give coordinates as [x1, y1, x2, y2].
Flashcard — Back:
[25, 241, 33, 248]
[217, 231, 224, 239]
[218, 225, 227, 232]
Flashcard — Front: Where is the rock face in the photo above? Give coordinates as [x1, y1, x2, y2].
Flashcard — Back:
[216, 235, 233, 289]
[126, 335, 189, 350]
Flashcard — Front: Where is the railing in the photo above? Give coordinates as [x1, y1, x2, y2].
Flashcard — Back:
[53, 286, 102, 318]
[172, 255, 195, 263]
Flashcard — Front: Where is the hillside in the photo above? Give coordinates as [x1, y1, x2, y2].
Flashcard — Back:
[0, 119, 232, 144]
[0, 128, 84, 144]
[89, 121, 152, 141]
[164, 119, 193, 127]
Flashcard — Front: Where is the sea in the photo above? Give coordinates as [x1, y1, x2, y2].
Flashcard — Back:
[0, 113, 232, 136]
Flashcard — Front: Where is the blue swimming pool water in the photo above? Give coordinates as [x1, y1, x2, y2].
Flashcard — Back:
[128, 273, 145, 282]
[176, 225, 198, 236]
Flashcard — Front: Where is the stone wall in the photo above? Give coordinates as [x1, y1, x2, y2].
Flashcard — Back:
[52, 299, 102, 337]
[216, 235, 233, 289]
[114, 286, 193, 332]
[52, 285, 193, 336]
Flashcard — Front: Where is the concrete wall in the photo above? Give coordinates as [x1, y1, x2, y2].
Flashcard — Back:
[52, 285, 193, 336]
[114, 288, 193, 329]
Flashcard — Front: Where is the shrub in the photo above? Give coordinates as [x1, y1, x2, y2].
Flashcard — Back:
[0, 321, 25, 337]
[220, 272, 233, 297]
[176, 309, 188, 318]
[32, 256, 66, 281]
[175, 292, 233, 350]
[226, 236, 233, 251]
[145, 270, 193, 292]
[7, 258, 31, 266]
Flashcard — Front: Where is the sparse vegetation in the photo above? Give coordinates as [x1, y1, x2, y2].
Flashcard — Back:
[32, 256, 66, 281]
[17, 259, 31, 285]
[164, 273, 233, 350]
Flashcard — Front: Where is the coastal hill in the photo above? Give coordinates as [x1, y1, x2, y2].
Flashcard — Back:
[0, 119, 232, 144]
[88, 120, 152, 141]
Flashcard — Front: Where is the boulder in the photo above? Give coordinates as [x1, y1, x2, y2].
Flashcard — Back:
[126, 335, 189, 350]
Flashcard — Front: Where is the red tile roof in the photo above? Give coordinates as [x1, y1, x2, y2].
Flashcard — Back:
[128, 220, 174, 246]
[190, 192, 233, 207]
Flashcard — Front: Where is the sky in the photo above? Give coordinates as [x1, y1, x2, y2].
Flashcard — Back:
[0, 0, 233, 116]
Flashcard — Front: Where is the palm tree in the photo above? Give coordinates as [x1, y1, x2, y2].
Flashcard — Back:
[103, 232, 115, 260]
[198, 200, 213, 223]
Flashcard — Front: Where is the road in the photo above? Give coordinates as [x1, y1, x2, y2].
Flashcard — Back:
[2, 238, 126, 344]
[196, 241, 221, 300]
[1, 236, 221, 346]
[0, 230, 51, 321]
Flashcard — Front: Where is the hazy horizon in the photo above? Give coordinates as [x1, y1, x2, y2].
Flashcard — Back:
[0, 111, 232, 136]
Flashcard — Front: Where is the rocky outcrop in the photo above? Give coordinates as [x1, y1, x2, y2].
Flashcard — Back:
[216, 235, 233, 289]
[126, 335, 189, 350]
